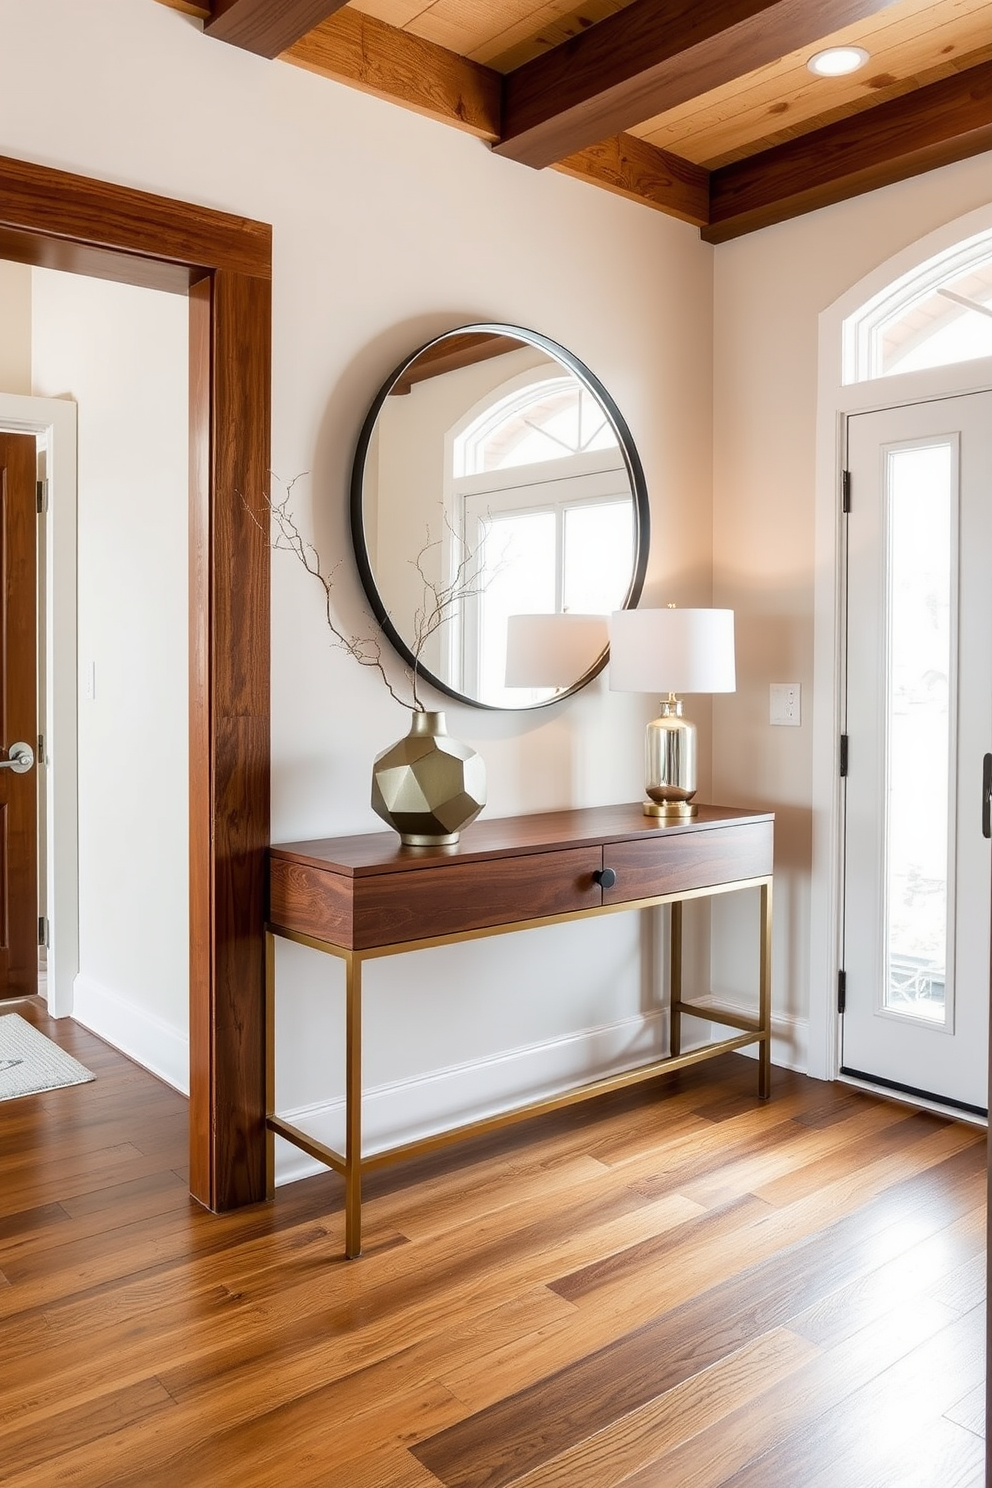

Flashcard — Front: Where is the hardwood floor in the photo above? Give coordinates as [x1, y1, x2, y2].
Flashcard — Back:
[0, 998, 985, 1487]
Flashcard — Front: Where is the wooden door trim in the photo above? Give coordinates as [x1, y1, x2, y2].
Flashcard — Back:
[0, 152, 272, 1212]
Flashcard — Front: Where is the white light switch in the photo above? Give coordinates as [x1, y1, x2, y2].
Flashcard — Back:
[770, 682, 801, 726]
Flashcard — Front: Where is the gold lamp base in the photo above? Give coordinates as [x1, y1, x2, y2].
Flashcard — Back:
[643, 799, 698, 820]
[643, 696, 698, 822]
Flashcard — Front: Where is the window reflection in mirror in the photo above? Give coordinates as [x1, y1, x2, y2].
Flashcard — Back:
[352, 326, 648, 710]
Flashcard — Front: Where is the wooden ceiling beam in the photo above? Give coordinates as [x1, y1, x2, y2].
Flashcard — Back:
[495, 0, 904, 170]
[205, 0, 350, 58]
[705, 57, 992, 243]
[555, 135, 710, 227]
[283, 9, 501, 141]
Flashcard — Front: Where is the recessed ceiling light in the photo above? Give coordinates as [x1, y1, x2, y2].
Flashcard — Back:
[807, 46, 870, 77]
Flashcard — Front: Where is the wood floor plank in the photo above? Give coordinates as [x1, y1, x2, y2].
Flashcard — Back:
[616, 1297, 968, 1488]
[0, 1001, 984, 1488]
[0, 1377, 176, 1479]
[412, 1142, 983, 1488]
[491, 1327, 821, 1488]
[703, 1302, 984, 1488]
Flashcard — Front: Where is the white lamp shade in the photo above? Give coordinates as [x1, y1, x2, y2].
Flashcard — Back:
[505, 613, 609, 688]
[609, 608, 736, 694]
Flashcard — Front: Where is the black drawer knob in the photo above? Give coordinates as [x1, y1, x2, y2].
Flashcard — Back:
[594, 867, 617, 889]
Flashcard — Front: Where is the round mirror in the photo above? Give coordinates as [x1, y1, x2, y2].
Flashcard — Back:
[350, 324, 649, 710]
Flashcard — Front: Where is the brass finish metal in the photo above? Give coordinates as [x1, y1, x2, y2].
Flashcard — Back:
[265, 868, 773, 1257]
[670, 899, 682, 1060]
[644, 799, 698, 819]
[345, 953, 363, 1257]
[265, 930, 276, 1201]
[267, 1114, 346, 1176]
[371, 710, 486, 845]
[759, 880, 773, 1100]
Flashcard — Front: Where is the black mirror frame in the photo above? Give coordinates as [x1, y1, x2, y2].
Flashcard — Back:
[350, 322, 650, 711]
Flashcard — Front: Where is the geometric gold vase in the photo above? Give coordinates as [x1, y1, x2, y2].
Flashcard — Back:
[371, 710, 486, 847]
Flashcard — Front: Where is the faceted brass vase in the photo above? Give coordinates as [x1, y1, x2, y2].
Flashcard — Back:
[371, 711, 486, 846]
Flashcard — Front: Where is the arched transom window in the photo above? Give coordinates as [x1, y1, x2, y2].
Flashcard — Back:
[844, 226, 992, 384]
[454, 376, 619, 476]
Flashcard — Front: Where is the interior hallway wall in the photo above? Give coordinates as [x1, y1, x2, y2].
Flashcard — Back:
[0, 260, 31, 393]
[32, 268, 190, 1089]
[2, 0, 714, 1174]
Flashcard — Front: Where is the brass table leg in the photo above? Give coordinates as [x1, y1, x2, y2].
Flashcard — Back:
[758, 881, 773, 1100]
[344, 952, 363, 1258]
[265, 929, 276, 1201]
[669, 900, 683, 1059]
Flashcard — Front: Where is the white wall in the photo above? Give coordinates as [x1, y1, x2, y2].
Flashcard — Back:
[711, 154, 992, 1069]
[0, 261, 31, 393]
[0, 0, 714, 1177]
[32, 269, 189, 1089]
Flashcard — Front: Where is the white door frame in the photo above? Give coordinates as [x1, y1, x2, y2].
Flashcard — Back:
[0, 392, 78, 1018]
[810, 203, 992, 1083]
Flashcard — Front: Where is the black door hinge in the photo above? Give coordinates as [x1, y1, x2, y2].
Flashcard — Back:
[839, 734, 849, 777]
[842, 470, 851, 513]
[38, 916, 48, 948]
[36, 479, 48, 514]
[838, 968, 847, 1014]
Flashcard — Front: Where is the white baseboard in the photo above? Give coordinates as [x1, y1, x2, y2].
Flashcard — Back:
[275, 1008, 673, 1186]
[683, 993, 809, 1075]
[275, 997, 807, 1188]
[72, 973, 189, 1094]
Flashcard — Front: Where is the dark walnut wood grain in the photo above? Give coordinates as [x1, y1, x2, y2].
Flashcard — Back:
[269, 857, 356, 947]
[555, 134, 711, 227]
[495, 0, 903, 169]
[0, 434, 39, 997]
[604, 821, 774, 904]
[353, 847, 603, 948]
[269, 805, 774, 950]
[206, 0, 350, 56]
[705, 56, 992, 243]
[284, 9, 501, 143]
[0, 151, 271, 284]
[0, 151, 272, 1213]
[189, 270, 271, 1212]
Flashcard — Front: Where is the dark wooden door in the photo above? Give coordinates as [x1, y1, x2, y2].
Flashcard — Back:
[0, 432, 38, 998]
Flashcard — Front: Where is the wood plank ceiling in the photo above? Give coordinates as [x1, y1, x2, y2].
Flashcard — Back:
[162, 0, 992, 241]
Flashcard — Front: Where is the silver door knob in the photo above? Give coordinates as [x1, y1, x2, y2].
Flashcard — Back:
[0, 742, 34, 774]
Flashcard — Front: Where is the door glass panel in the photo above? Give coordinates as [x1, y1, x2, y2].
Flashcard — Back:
[884, 443, 953, 1024]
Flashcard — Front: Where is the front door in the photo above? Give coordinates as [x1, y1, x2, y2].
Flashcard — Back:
[0, 432, 38, 998]
[841, 393, 992, 1114]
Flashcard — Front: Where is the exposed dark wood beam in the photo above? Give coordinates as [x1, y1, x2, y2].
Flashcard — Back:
[390, 333, 523, 395]
[495, 0, 904, 170]
[283, 8, 500, 140]
[556, 135, 710, 227]
[705, 58, 992, 243]
[205, 0, 349, 58]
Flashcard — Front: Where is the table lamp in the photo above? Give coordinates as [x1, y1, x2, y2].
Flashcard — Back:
[505, 613, 609, 693]
[609, 606, 736, 819]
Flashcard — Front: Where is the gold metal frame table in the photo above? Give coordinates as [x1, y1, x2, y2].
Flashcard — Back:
[266, 802, 773, 1258]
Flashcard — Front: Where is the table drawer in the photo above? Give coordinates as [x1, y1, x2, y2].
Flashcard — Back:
[353, 846, 603, 948]
[270, 857, 355, 946]
[602, 821, 773, 906]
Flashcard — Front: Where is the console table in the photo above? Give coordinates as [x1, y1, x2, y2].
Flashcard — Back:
[267, 802, 773, 1257]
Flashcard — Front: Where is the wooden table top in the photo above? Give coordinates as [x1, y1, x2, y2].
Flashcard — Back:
[270, 802, 774, 878]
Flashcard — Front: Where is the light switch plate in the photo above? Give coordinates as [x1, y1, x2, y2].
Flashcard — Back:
[770, 682, 801, 726]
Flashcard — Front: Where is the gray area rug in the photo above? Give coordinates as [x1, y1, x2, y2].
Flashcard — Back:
[0, 1013, 95, 1101]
